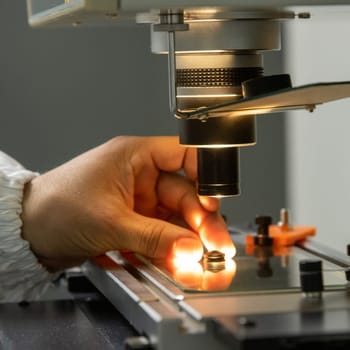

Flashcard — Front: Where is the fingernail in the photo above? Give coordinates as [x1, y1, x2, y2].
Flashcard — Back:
[173, 237, 203, 262]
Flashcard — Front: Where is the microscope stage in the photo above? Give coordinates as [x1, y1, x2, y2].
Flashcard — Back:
[83, 225, 350, 349]
[138, 240, 347, 295]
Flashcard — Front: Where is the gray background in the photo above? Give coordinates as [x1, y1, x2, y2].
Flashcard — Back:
[0, 1, 286, 224]
[285, 7, 350, 251]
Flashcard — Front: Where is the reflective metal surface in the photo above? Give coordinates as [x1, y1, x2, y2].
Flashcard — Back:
[180, 81, 350, 118]
[83, 229, 350, 350]
[137, 240, 348, 293]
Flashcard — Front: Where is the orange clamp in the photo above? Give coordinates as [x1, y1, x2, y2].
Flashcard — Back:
[246, 224, 316, 247]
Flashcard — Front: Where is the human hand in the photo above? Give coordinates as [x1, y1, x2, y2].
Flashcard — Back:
[21, 136, 235, 272]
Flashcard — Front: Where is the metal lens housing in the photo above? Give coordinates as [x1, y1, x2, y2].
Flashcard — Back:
[151, 16, 281, 196]
[198, 147, 240, 197]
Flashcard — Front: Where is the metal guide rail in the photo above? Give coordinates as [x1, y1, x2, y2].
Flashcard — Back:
[83, 224, 350, 350]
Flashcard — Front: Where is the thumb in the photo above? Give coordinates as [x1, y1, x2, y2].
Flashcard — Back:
[116, 212, 203, 260]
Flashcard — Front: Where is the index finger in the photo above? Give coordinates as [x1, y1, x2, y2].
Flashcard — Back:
[157, 172, 236, 259]
[146, 136, 197, 181]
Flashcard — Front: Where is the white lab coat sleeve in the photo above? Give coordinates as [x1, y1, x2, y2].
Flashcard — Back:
[0, 151, 54, 303]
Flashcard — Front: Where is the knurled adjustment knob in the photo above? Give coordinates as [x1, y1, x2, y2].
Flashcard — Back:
[254, 215, 273, 246]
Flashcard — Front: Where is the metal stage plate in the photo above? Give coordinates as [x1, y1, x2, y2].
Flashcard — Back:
[136, 240, 348, 294]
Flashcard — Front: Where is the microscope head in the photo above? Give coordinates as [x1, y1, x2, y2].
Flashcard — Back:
[149, 10, 287, 196]
[26, 1, 350, 197]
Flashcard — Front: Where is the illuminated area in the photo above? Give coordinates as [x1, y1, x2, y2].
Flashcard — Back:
[185, 209, 237, 260]
[172, 237, 204, 266]
[184, 143, 256, 148]
[171, 218, 236, 268]
[202, 258, 237, 291]
[171, 234, 236, 268]
[171, 256, 237, 291]
[177, 94, 240, 98]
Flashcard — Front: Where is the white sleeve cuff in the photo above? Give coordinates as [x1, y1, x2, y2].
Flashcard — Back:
[0, 151, 55, 303]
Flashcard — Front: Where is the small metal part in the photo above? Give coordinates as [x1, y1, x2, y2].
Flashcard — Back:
[254, 216, 273, 246]
[204, 250, 225, 262]
[203, 250, 226, 272]
[278, 208, 290, 230]
[154, 11, 189, 32]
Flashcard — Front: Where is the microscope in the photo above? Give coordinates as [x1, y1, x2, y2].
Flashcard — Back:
[27, 0, 350, 198]
[26, 1, 350, 349]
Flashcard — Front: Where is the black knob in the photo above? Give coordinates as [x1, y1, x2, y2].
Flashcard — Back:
[242, 74, 292, 99]
[255, 216, 272, 234]
[299, 259, 324, 293]
[254, 215, 273, 246]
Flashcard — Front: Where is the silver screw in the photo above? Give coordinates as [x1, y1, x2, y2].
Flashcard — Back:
[278, 208, 290, 231]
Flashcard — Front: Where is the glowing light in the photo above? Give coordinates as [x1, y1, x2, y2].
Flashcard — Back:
[172, 237, 204, 267]
[171, 256, 237, 291]
[225, 258, 237, 271]
[198, 213, 237, 259]
[173, 253, 202, 269]
[198, 195, 220, 212]
[210, 193, 240, 198]
[223, 108, 275, 118]
[167, 249, 237, 291]
[177, 94, 239, 98]
[222, 245, 237, 259]
[158, 50, 230, 55]
[192, 213, 203, 229]
[202, 258, 237, 291]
[183, 143, 256, 148]
[173, 262, 203, 289]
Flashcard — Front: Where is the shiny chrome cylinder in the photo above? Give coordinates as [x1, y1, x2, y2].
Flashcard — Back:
[151, 17, 281, 196]
[151, 20, 281, 53]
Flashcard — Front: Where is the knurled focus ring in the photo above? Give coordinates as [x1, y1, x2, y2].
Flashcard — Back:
[176, 67, 263, 87]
